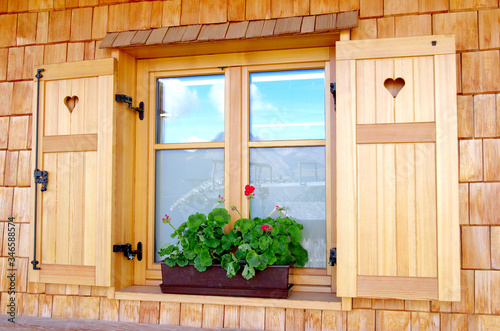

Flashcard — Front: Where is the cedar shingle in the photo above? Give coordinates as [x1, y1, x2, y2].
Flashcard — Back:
[162, 26, 187, 44]
[198, 23, 229, 41]
[261, 20, 276, 36]
[112, 31, 137, 48]
[226, 21, 249, 39]
[274, 17, 302, 35]
[99, 32, 119, 48]
[316, 14, 336, 31]
[182, 25, 202, 42]
[301, 16, 316, 33]
[131, 30, 152, 45]
[337, 11, 358, 29]
[146, 28, 168, 45]
[246, 20, 265, 38]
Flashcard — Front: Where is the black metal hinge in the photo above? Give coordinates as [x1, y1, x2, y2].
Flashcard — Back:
[34, 169, 48, 192]
[115, 94, 144, 120]
[113, 242, 143, 261]
[329, 248, 336, 266]
[330, 83, 336, 111]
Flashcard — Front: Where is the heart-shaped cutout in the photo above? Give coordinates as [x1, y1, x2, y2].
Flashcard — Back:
[384, 77, 405, 98]
[64, 96, 79, 113]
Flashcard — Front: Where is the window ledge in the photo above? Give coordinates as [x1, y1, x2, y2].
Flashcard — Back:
[115, 286, 342, 311]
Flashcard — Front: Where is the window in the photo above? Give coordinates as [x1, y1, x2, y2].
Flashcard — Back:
[138, 49, 336, 291]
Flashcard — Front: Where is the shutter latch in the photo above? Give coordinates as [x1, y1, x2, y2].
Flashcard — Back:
[113, 242, 143, 261]
[115, 94, 145, 120]
[34, 169, 48, 192]
[329, 248, 336, 266]
[330, 83, 336, 111]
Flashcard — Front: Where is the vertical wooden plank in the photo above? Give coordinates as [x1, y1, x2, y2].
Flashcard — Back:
[285, 309, 305, 331]
[435, 53, 460, 301]
[83, 152, 96, 266]
[336, 59, 357, 297]
[48, 9, 71, 43]
[8, 116, 29, 150]
[396, 143, 416, 277]
[52, 295, 73, 318]
[462, 50, 500, 94]
[265, 307, 285, 330]
[55, 153, 70, 265]
[44, 81, 59, 136]
[162, 0, 181, 27]
[128, 2, 152, 31]
[70, 7, 92, 41]
[479, 9, 500, 50]
[180, 303, 202, 328]
[38, 294, 53, 317]
[474, 94, 496, 138]
[348, 309, 375, 330]
[202, 304, 224, 329]
[322, 311, 346, 331]
[356, 60, 376, 124]
[384, 0, 417, 16]
[459, 183, 469, 225]
[470, 183, 500, 225]
[360, 0, 383, 18]
[95, 74, 114, 287]
[246, 0, 271, 20]
[180, 0, 200, 25]
[310, 0, 339, 15]
[357, 145, 377, 276]
[304, 309, 322, 331]
[160, 302, 180, 325]
[4, 151, 19, 186]
[414, 57, 435, 122]
[99, 298, 119, 321]
[394, 58, 414, 123]
[395, 15, 432, 38]
[78, 296, 100, 320]
[457, 95, 473, 138]
[271, 0, 293, 18]
[92, 6, 108, 40]
[376, 144, 396, 276]
[376, 310, 411, 330]
[240, 306, 265, 330]
[7, 47, 24, 81]
[119, 300, 140, 323]
[84, 77, 98, 134]
[69, 152, 84, 265]
[375, 59, 394, 124]
[224, 305, 240, 328]
[57, 79, 71, 135]
[405, 300, 430, 311]
[69, 78, 85, 135]
[139, 301, 160, 324]
[411, 312, 439, 330]
[415, 143, 437, 277]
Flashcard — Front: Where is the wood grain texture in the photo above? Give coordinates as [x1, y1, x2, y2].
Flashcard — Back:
[376, 310, 411, 331]
[39, 265, 96, 285]
[411, 312, 439, 330]
[384, 0, 417, 16]
[475, 270, 492, 314]
[240, 306, 265, 330]
[483, 139, 500, 181]
[462, 51, 500, 94]
[139, 301, 160, 324]
[358, 276, 438, 300]
[128, 1, 152, 31]
[492, 226, 500, 270]
[462, 226, 491, 269]
[0, 14, 17, 47]
[450, 0, 498, 10]
[119, 300, 140, 323]
[42, 134, 98, 153]
[459, 183, 469, 225]
[395, 15, 431, 38]
[479, 9, 500, 50]
[78, 296, 100, 320]
[202, 304, 224, 328]
[474, 94, 497, 138]
[181, 0, 200, 25]
[180, 303, 202, 328]
[304, 309, 322, 331]
[347, 309, 375, 330]
[451, 270, 474, 313]
[470, 183, 500, 225]
[48, 10, 71, 43]
[160, 302, 180, 325]
[419, 0, 448, 13]
[246, 0, 271, 20]
[17, 13, 37, 46]
[321, 310, 346, 330]
[265, 307, 286, 330]
[70, 7, 92, 41]
[357, 123, 435, 144]
[433, 12, 478, 51]
[200, 0, 227, 23]
[459, 139, 483, 182]
[99, 298, 119, 321]
[457, 95, 473, 138]
[285, 309, 305, 331]
[92, 6, 108, 40]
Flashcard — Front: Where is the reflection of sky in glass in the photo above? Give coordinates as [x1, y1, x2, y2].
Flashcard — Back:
[155, 149, 224, 262]
[156, 75, 225, 144]
[250, 147, 326, 268]
[250, 69, 325, 141]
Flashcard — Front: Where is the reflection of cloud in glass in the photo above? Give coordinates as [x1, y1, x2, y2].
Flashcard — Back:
[209, 83, 224, 115]
[250, 83, 277, 112]
[161, 79, 200, 117]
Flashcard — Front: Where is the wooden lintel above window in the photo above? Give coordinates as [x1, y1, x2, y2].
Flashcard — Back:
[99, 11, 357, 59]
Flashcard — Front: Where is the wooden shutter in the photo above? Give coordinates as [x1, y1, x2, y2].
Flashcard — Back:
[30, 59, 116, 286]
[336, 35, 460, 301]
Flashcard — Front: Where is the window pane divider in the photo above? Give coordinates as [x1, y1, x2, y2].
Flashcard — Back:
[153, 142, 225, 150]
[247, 139, 326, 148]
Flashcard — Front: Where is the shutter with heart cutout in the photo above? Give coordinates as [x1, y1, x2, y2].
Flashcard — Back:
[30, 58, 117, 286]
[336, 35, 460, 301]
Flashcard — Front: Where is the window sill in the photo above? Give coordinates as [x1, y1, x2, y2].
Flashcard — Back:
[115, 286, 342, 311]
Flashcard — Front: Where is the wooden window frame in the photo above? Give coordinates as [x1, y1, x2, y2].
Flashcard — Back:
[134, 47, 338, 293]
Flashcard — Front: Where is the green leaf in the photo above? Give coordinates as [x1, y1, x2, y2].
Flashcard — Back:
[176, 256, 188, 267]
[209, 208, 232, 227]
[238, 243, 251, 252]
[158, 244, 174, 257]
[199, 250, 213, 267]
[259, 235, 272, 250]
[164, 258, 176, 267]
[193, 256, 207, 272]
[205, 237, 219, 248]
[288, 225, 302, 244]
[239, 219, 255, 234]
[187, 213, 206, 231]
[246, 250, 260, 267]
[242, 264, 255, 280]
[264, 251, 277, 265]
[289, 243, 308, 266]
[184, 250, 196, 261]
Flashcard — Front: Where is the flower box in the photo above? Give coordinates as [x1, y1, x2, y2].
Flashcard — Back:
[160, 262, 293, 299]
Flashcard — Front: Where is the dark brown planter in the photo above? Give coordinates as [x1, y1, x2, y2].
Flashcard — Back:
[160, 262, 293, 299]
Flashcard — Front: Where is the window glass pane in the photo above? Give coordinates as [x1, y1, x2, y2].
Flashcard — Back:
[249, 69, 325, 141]
[156, 75, 225, 144]
[249, 147, 326, 268]
[155, 149, 224, 262]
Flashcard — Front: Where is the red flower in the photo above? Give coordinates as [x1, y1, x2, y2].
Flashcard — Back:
[261, 224, 272, 232]
[244, 185, 255, 196]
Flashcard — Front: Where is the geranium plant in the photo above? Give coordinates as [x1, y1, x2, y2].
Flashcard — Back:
[158, 186, 308, 280]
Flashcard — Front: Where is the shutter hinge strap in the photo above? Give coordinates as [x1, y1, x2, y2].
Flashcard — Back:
[329, 247, 337, 266]
[34, 169, 48, 192]
[330, 83, 336, 111]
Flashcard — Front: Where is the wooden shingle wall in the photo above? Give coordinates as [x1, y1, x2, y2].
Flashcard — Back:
[0, 0, 499, 329]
